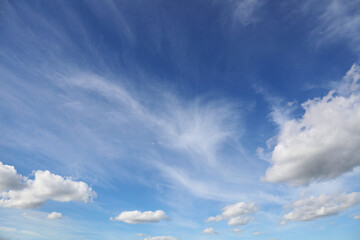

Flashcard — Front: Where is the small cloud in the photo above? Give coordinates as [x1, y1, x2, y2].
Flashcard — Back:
[144, 236, 177, 240]
[20, 230, 42, 237]
[110, 210, 169, 224]
[253, 232, 263, 235]
[354, 215, 360, 220]
[283, 192, 360, 222]
[206, 201, 257, 226]
[0, 226, 16, 232]
[230, 228, 242, 234]
[47, 212, 62, 220]
[202, 227, 218, 235]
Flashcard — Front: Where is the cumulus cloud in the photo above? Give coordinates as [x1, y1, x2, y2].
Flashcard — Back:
[227, 216, 253, 226]
[0, 162, 26, 191]
[207, 201, 257, 226]
[265, 64, 360, 186]
[110, 210, 168, 224]
[0, 162, 96, 209]
[144, 236, 177, 240]
[282, 192, 360, 222]
[202, 227, 218, 234]
[47, 212, 62, 220]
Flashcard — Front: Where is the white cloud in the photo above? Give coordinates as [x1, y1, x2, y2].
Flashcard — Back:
[253, 231, 263, 235]
[0, 226, 16, 232]
[230, 228, 242, 234]
[227, 216, 253, 226]
[265, 64, 360, 186]
[282, 192, 360, 222]
[207, 201, 257, 226]
[231, 0, 264, 26]
[110, 210, 168, 224]
[65, 73, 239, 166]
[0, 162, 96, 209]
[202, 227, 218, 235]
[144, 236, 177, 240]
[20, 229, 42, 237]
[62, 72, 247, 202]
[0, 162, 26, 191]
[313, 0, 360, 53]
[47, 212, 62, 220]
[353, 215, 360, 220]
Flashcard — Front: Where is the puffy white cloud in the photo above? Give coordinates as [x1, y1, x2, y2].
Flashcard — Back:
[253, 231, 263, 235]
[144, 236, 177, 240]
[202, 227, 217, 235]
[47, 212, 62, 220]
[0, 162, 26, 191]
[283, 192, 360, 222]
[110, 210, 168, 224]
[0, 162, 96, 209]
[207, 201, 257, 226]
[265, 64, 360, 186]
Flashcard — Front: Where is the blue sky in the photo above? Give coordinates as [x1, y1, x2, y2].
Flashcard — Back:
[1, 0, 360, 239]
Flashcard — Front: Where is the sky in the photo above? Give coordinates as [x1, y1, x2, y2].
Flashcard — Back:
[0, 0, 360, 239]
